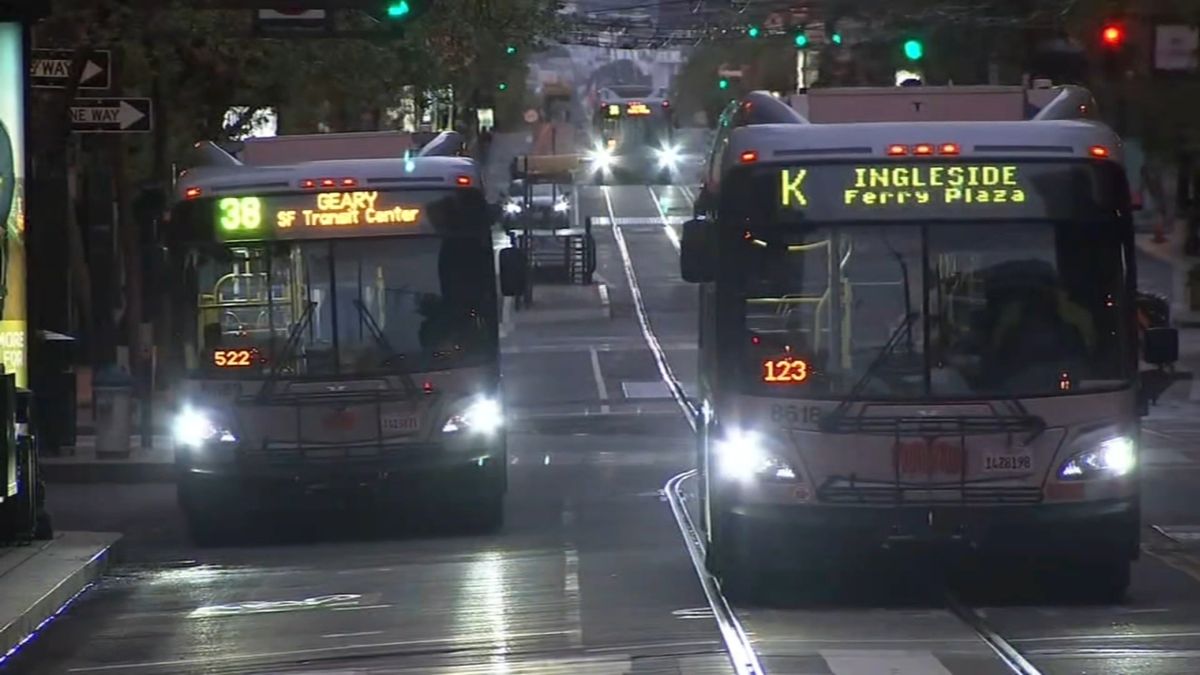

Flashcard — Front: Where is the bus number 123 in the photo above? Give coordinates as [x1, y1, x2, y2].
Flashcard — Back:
[762, 358, 809, 384]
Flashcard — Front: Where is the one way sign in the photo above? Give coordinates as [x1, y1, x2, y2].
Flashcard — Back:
[70, 98, 153, 133]
[31, 49, 112, 90]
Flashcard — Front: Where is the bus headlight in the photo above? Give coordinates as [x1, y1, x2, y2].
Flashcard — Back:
[587, 146, 614, 171]
[715, 429, 797, 483]
[172, 407, 236, 448]
[655, 144, 681, 169]
[442, 397, 504, 436]
[1057, 436, 1135, 480]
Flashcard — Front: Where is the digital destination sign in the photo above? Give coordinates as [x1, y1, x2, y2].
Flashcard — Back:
[762, 357, 810, 385]
[626, 102, 652, 116]
[766, 161, 1118, 222]
[212, 348, 259, 368]
[214, 190, 424, 241]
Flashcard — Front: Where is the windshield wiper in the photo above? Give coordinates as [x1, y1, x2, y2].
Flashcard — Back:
[257, 300, 317, 400]
[352, 299, 420, 399]
[820, 310, 919, 432]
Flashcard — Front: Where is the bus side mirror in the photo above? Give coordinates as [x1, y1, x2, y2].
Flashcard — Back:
[680, 219, 715, 283]
[1143, 326, 1179, 366]
[499, 247, 527, 297]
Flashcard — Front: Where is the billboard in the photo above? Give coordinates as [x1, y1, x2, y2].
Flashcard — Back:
[0, 22, 25, 387]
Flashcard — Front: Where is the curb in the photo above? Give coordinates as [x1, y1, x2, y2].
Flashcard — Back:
[41, 461, 175, 484]
[0, 531, 121, 660]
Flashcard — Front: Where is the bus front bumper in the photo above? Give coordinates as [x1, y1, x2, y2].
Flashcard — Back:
[176, 440, 506, 507]
[726, 497, 1140, 560]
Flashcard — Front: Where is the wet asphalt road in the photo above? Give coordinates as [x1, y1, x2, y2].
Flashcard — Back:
[12, 184, 1200, 675]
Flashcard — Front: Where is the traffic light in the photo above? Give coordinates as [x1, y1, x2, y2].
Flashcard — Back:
[830, 32, 843, 45]
[747, 25, 760, 39]
[1100, 22, 1126, 49]
[386, 1, 411, 19]
[505, 44, 518, 56]
[497, 82, 508, 91]
[903, 38, 924, 61]
[718, 78, 730, 90]
[793, 30, 809, 48]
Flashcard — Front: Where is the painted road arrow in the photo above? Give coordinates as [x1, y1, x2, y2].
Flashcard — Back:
[70, 98, 153, 134]
[31, 49, 112, 90]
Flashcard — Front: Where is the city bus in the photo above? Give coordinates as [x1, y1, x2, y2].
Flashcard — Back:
[165, 134, 525, 541]
[681, 88, 1179, 598]
[586, 85, 678, 184]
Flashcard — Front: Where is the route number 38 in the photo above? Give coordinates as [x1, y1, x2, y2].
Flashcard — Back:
[217, 197, 263, 232]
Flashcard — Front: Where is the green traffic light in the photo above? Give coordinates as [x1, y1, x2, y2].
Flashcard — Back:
[831, 32, 843, 45]
[794, 32, 808, 48]
[747, 25, 760, 38]
[498, 82, 508, 91]
[505, 45, 517, 55]
[903, 38, 924, 61]
[718, 78, 730, 90]
[386, 1, 411, 18]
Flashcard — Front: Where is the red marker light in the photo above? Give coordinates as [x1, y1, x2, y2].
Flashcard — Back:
[423, 381, 434, 395]
[1101, 24, 1124, 48]
[939, 143, 960, 155]
[184, 187, 202, 200]
[455, 175, 472, 186]
[300, 179, 316, 189]
[661, 100, 670, 107]
[320, 178, 336, 188]
[340, 178, 357, 187]
[887, 144, 908, 156]
[739, 150, 759, 163]
[751, 335, 761, 345]
[913, 143, 934, 156]
[1089, 145, 1110, 158]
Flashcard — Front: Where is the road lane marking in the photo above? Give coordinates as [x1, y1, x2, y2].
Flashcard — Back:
[589, 347, 611, 414]
[821, 649, 953, 675]
[563, 498, 583, 648]
[647, 186, 680, 251]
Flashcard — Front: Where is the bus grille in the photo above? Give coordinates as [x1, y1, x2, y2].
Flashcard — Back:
[817, 483, 1043, 505]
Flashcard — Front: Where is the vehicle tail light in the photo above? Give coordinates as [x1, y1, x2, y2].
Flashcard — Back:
[740, 150, 759, 163]
[340, 178, 357, 187]
[320, 178, 336, 188]
[1089, 145, 1110, 158]
[455, 175, 472, 186]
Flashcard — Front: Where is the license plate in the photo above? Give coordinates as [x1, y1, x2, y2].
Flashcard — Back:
[381, 414, 420, 433]
[982, 451, 1033, 472]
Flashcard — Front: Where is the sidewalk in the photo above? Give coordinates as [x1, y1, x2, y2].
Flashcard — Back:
[0, 531, 119, 662]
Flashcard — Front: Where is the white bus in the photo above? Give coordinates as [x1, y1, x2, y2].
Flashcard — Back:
[165, 134, 526, 541]
[681, 88, 1179, 599]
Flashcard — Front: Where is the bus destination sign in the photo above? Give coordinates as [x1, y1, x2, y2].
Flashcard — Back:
[770, 161, 1114, 221]
[215, 190, 422, 240]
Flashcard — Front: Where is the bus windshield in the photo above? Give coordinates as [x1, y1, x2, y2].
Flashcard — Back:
[741, 220, 1132, 399]
[191, 236, 496, 377]
[595, 108, 672, 152]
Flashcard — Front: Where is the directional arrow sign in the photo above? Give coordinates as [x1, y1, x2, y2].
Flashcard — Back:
[31, 49, 112, 90]
[70, 98, 153, 134]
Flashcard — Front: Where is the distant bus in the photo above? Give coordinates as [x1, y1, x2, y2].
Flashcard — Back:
[584, 86, 678, 184]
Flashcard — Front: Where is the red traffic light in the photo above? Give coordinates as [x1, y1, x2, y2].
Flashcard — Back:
[1100, 23, 1125, 48]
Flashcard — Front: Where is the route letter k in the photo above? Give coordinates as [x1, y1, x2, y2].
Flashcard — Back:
[781, 169, 808, 207]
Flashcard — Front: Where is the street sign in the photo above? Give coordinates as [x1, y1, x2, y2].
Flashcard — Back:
[31, 48, 111, 90]
[254, 9, 331, 35]
[70, 98, 153, 133]
[1155, 25, 1198, 72]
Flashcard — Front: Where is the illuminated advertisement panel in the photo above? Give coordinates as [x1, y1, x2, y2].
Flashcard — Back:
[0, 23, 25, 387]
[766, 161, 1120, 222]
